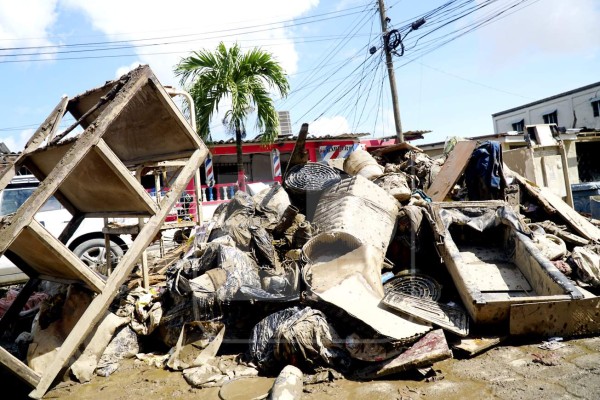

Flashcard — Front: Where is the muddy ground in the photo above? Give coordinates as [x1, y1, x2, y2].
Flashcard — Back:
[3, 335, 599, 399]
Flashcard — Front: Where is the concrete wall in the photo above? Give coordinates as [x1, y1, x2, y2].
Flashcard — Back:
[493, 85, 600, 133]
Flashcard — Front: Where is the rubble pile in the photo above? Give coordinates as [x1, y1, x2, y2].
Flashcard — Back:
[2, 139, 600, 398]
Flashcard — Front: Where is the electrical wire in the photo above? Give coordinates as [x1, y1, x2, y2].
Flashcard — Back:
[0, 4, 371, 49]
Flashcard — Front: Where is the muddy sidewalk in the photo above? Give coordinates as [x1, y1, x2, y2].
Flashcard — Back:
[1, 335, 596, 399]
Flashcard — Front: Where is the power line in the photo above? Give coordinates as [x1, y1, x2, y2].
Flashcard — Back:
[0, 3, 371, 47]
[419, 62, 534, 99]
[279, 3, 377, 107]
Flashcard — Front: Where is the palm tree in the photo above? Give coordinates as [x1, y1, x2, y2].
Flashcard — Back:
[175, 42, 289, 191]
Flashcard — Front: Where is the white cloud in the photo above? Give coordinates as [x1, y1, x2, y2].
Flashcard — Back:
[115, 61, 143, 79]
[0, 0, 60, 62]
[309, 115, 350, 136]
[60, 0, 319, 85]
[0, 128, 35, 152]
[479, 0, 600, 62]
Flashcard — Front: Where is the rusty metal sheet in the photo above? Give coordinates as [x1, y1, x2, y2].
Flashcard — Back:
[353, 329, 452, 379]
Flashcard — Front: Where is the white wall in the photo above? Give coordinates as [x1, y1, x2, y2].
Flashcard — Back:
[493, 85, 600, 133]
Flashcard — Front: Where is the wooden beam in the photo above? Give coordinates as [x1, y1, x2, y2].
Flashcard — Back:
[0, 346, 40, 387]
[29, 147, 207, 399]
[371, 141, 423, 156]
[27, 220, 105, 293]
[146, 77, 206, 151]
[0, 96, 68, 191]
[94, 139, 158, 215]
[50, 78, 127, 145]
[3, 250, 40, 278]
[539, 187, 600, 242]
[284, 123, 309, 177]
[0, 68, 150, 255]
[84, 211, 151, 218]
[120, 150, 198, 169]
[57, 213, 85, 244]
[22, 159, 79, 217]
[558, 143, 574, 208]
[426, 140, 478, 201]
[509, 169, 557, 215]
[24, 96, 69, 153]
[0, 278, 39, 333]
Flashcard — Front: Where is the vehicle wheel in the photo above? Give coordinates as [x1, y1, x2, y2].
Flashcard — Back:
[73, 238, 124, 275]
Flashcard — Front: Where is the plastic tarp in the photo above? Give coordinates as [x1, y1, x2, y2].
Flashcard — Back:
[249, 306, 349, 373]
[438, 204, 527, 235]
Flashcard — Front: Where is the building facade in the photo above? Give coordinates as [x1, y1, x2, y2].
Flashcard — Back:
[492, 82, 600, 134]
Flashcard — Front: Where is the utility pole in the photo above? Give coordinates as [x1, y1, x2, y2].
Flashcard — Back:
[377, 0, 404, 143]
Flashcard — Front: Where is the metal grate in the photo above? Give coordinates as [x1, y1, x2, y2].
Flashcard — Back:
[284, 163, 341, 194]
[383, 274, 442, 301]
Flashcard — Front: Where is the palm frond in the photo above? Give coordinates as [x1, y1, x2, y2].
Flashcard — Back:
[173, 41, 289, 144]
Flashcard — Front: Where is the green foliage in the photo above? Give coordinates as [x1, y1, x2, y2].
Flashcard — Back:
[174, 42, 289, 144]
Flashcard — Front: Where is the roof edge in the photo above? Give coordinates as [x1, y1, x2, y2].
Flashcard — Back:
[492, 81, 600, 118]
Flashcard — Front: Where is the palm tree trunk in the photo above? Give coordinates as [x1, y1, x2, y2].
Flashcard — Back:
[235, 128, 246, 192]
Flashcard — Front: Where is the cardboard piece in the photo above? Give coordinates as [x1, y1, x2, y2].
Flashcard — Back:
[304, 245, 430, 341]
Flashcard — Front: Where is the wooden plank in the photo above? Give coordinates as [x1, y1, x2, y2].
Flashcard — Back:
[27, 220, 105, 293]
[57, 213, 85, 244]
[510, 297, 600, 337]
[146, 76, 207, 152]
[509, 169, 557, 215]
[541, 155, 566, 197]
[426, 140, 478, 201]
[0, 67, 150, 255]
[4, 250, 40, 278]
[119, 150, 200, 169]
[22, 158, 78, 217]
[539, 187, 600, 242]
[84, 212, 150, 218]
[353, 329, 452, 379]
[94, 140, 158, 215]
[284, 123, 309, 177]
[503, 147, 535, 182]
[29, 147, 207, 399]
[558, 143, 574, 208]
[372, 141, 422, 156]
[0, 98, 69, 192]
[24, 96, 69, 152]
[0, 346, 41, 387]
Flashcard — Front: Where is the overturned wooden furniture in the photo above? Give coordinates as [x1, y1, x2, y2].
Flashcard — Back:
[0, 65, 208, 398]
[428, 201, 584, 325]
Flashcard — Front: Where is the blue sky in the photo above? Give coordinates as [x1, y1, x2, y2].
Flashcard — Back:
[0, 0, 599, 151]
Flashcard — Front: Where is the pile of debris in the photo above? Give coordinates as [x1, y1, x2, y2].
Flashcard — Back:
[3, 138, 600, 399]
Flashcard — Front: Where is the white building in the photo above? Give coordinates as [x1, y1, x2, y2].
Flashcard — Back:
[492, 82, 600, 134]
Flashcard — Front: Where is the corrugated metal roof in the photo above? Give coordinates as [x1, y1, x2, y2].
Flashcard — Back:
[209, 132, 370, 145]
[208, 130, 430, 145]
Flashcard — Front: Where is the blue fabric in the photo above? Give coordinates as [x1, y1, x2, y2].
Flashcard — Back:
[465, 141, 504, 200]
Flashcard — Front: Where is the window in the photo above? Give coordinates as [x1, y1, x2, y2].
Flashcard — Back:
[511, 119, 525, 132]
[0, 187, 62, 215]
[592, 100, 600, 118]
[542, 110, 558, 124]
